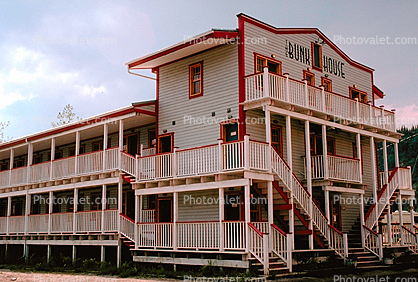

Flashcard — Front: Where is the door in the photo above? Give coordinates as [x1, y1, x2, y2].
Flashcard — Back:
[224, 193, 242, 221]
[331, 193, 342, 230]
[223, 123, 239, 142]
[122, 191, 135, 219]
[271, 125, 282, 156]
[157, 198, 172, 223]
[158, 135, 173, 153]
[124, 134, 139, 156]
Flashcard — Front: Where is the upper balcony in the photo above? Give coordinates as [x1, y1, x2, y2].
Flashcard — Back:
[243, 70, 397, 136]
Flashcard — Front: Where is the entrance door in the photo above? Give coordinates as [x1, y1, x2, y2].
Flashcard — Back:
[271, 125, 282, 156]
[223, 123, 239, 142]
[331, 194, 342, 230]
[122, 191, 135, 219]
[224, 193, 242, 221]
[158, 198, 172, 223]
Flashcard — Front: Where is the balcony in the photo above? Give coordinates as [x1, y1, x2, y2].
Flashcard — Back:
[244, 71, 396, 133]
[379, 167, 413, 189]
[304, 155, 362, 183]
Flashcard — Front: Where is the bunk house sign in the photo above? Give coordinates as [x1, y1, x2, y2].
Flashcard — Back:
[285, 39, 346, 79]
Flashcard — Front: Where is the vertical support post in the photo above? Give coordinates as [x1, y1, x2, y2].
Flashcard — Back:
[9, 149, 14, 186]
[410, 197, 415, 229]
[263, 66, 269, 98]
[117, 178, 122, 232]
[355, 98, 360, 122]
[378, 234, 383, 260]
[173, 148, 177, 178]
[75, 131, 80, 175]
[134, 195, 139, 249]
[304, 80, 308, 107]
[263, 234, 269, 275]
[305, 120, 313, 250]
[101, 245, 105, 262]
[321, 86, 326, 112]
[118, 120, 124, 169]
[219, 188, 224, 252]
[173, 192, 178, 250]
[394, 143, 400, 168]
[398, 194, 404, 245]
[48, 191, 53, 234]
[370, 137, 379, 231]
[139, 195, 143, 223]
[73, 188, 78, 233]
[218, 139, 223, 172]
[50, 138, 55, 181]
[103, 123, 108, 171]
[24, 191, 30, 234]
[72, 245, 76, 266]
[267, 181, 273, 251]
[324, 190, 330, 224]
[117, 239, 122, 268]
[387, 206, 392, 246]
[286, 115, 294, 249]
[284, 73, 290, 102]
[47, 245, 51, 264]
[360, 194, 365, 246]
[383, 140, 389, 187]
[101, 184, 106, 233]
[244, 135, 250, 170]
[244, 182, 251, 253]
[24, 243, 29, 263]
[322, 124, 328, 179]
[27, 143, 33, 183]
[343, 233, 348, 263]
[286, 234, 293, 272]
[265, 107, 271, 172]
[6, 196, 11, 235]
[356, 133, 363, 183]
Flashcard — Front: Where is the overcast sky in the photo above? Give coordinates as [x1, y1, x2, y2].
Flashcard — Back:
[0, 0, 417, 140]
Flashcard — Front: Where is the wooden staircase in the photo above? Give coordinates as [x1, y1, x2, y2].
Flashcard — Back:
[249, 253, 290, 275]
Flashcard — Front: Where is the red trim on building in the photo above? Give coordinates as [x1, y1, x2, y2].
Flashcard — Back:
[238, 15, 246, 140]
[373, 85, 384, 99]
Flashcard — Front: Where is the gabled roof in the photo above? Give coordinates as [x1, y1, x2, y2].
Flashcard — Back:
[127, 29, 238, 69]
[237, 13, 374, 74]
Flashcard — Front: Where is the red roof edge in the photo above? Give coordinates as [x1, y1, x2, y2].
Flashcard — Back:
[373, 85, 384, 99]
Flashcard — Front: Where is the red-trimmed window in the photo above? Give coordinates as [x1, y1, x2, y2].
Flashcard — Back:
[189, 62, 203, 98]
[148, 129, 156, 148]
[303, 70, 315, 86]
[353, 143, 364, 175]
[321, 77, 332, 92]
[158, 133, 173, 153]
[350, 87, 367, 103]
[271, 125, 283, 157]
[312, 42, 323, 71]
[255, 54, 281, 75]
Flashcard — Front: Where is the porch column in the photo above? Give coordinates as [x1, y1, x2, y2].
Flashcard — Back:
[100, 245, 105, 262]
[286, 115, 294, 249]
[394, 143, 400, 168]
[26, 142, 33, 183]
[387, 206, 392, 246]
[356, 133, 362, 183]
[139, 195, 143, 223]
[73, 188, 78, 233]
[360, 194, 365, 247]
[118, 120, 124, 169]
[48, 191, 53, 234]
[72, 245, 76, 266]
[370, 137, 379, 232]
[24, 190, 30, 234]
[75, 131, 80, 175]
[8, 149, 14, 186]
[101, 184, 106, 233]
[305, 120, 314, 250]
[410, 197, 415, 229]
[6, 196, 11, 235]
[219, 188, 224, 252]
[103, 123, 108, 171]
[268, 181, 273, 251]
[398, 194, 404, 245]
[265, 107, 271, 171]
[322, 125, 328, 180]
[50, 137, 55, 181]
[383, 140, 389, 190]
[244, 181, 251, 253]
[117, 237, 122, 267]
[24, 243, 29, 262]
[324, 190, 330, 223]
[173, 192, 178, 250]
[117, 178, 122, 231]
[134, 195, 139, 249]
[47, 245, 51, 264]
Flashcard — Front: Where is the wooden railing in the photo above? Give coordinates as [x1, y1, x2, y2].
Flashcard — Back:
[245, 71, 396, 132]
[363, 225, 383, 260]
[76, 210, 102, 233]
[141, 147, 156, 157]
[304, 155, 361, 183]
[120, 213, 135, 241]
[177, 145, 219, 176]
[271, 224, 292, 271]
[401, 225, 418, 253]
[329, 225, 347, 259]
[137, 222, 173, 248]
[10, 167, 27, 186]
[248, 223, 269, 275]
[104, 210, 118, 232]
[0, 217, 7, 234]
[77, 151, 103, 175]
[120, 152, 136, 176]
[253, 222, 269, 234]
[222, 141, 244, 170]
[53, 157, 76, 179]
[223, 221, 246, 250]
[8, 215, 25, 234]
[177, 221, 219, 249]
[248, 141, 269, 171]
[30, 162, 51, 183]
[379, 167, 412, 189]
[381, 222, 402, 245]
[140, 209, 155, 223]
[105, 148, 119, 170]
[51, 212, 74, 233]
[0, 170, 10, 188]
[28, 214, 49, 233]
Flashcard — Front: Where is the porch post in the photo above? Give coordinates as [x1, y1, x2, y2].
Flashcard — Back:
[322, 125, 328, 180]
[48, 191, 53, 234]
[268, 181, 273, 251]
[8, 149, 14, 186]
[101, 184, 106, 233]
[360, 193, 365, 247]
[6, 196, 11, 235]
[383, 140, 389, 189]
[134, 195, 139, 249]
[117, 178, 122, 231]
[398, 194, 404, 245]
[173, 192, 178, 250]
[75, 131, 80, 175]
[356, 133, 362, 183]
[410, 197, 415, 229]
[101, 245, 105, 262]
[219, 187, 224, 251]
[24, 191, 30, 234]
[263, 66, 269, 98]
[305, 120, 314, 250]
[116, 238, 122, 268]
[27, 142, 33, 183]
[265, 107, 271, 172]
[103, 123, 108, 171]
[139, 195, 143, 223]
[387, 206, 392, 245]
[370, 137, 379, 232]
[324, 189, 330, 224]
[244, 181, 251, 253]
[72, 245, 76, 266]
[50, 137, 55, 181]
[286, 115, 294, 249]
[118, 120, 124, 169]
[73, 188, 78, 234]
[47, 245, 51, 264]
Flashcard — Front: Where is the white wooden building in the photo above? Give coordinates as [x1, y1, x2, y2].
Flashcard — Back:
[0, 14, 416, 274]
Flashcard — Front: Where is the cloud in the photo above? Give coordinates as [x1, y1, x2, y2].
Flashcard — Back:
[394, 104, 418, 128]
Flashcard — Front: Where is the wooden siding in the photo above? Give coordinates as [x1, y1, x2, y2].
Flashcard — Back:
[178, 189, 219, 222]
[158, 43, 239, 149]
[244, 22, 373, 102]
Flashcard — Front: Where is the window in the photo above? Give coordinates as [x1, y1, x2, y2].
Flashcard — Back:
[148, 129, 156, 148]
[271, 125, 283, 157]
[310, 134, 335, 156]
[148, 195, 156, 210]
[303, 70, 315, 86]
[255, 54, 281, 75]
[68, 145, 86, 157]
[90, 193, 101, 211]
[13, 159, 24, 168]
[33, 155, 42, 164]
[353, 143, 364, 174]
[321, 77, 332, 92]
[158, 134, 173, 153]
[189, 62, 203, 98]
[92, 141, 103, 152]
[350, 88, 368, 103]
[312, 42, 322, 70]
[0, 163, 9, 171]
[66, 196, 74, 213]
[48, 150, 63, 161]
